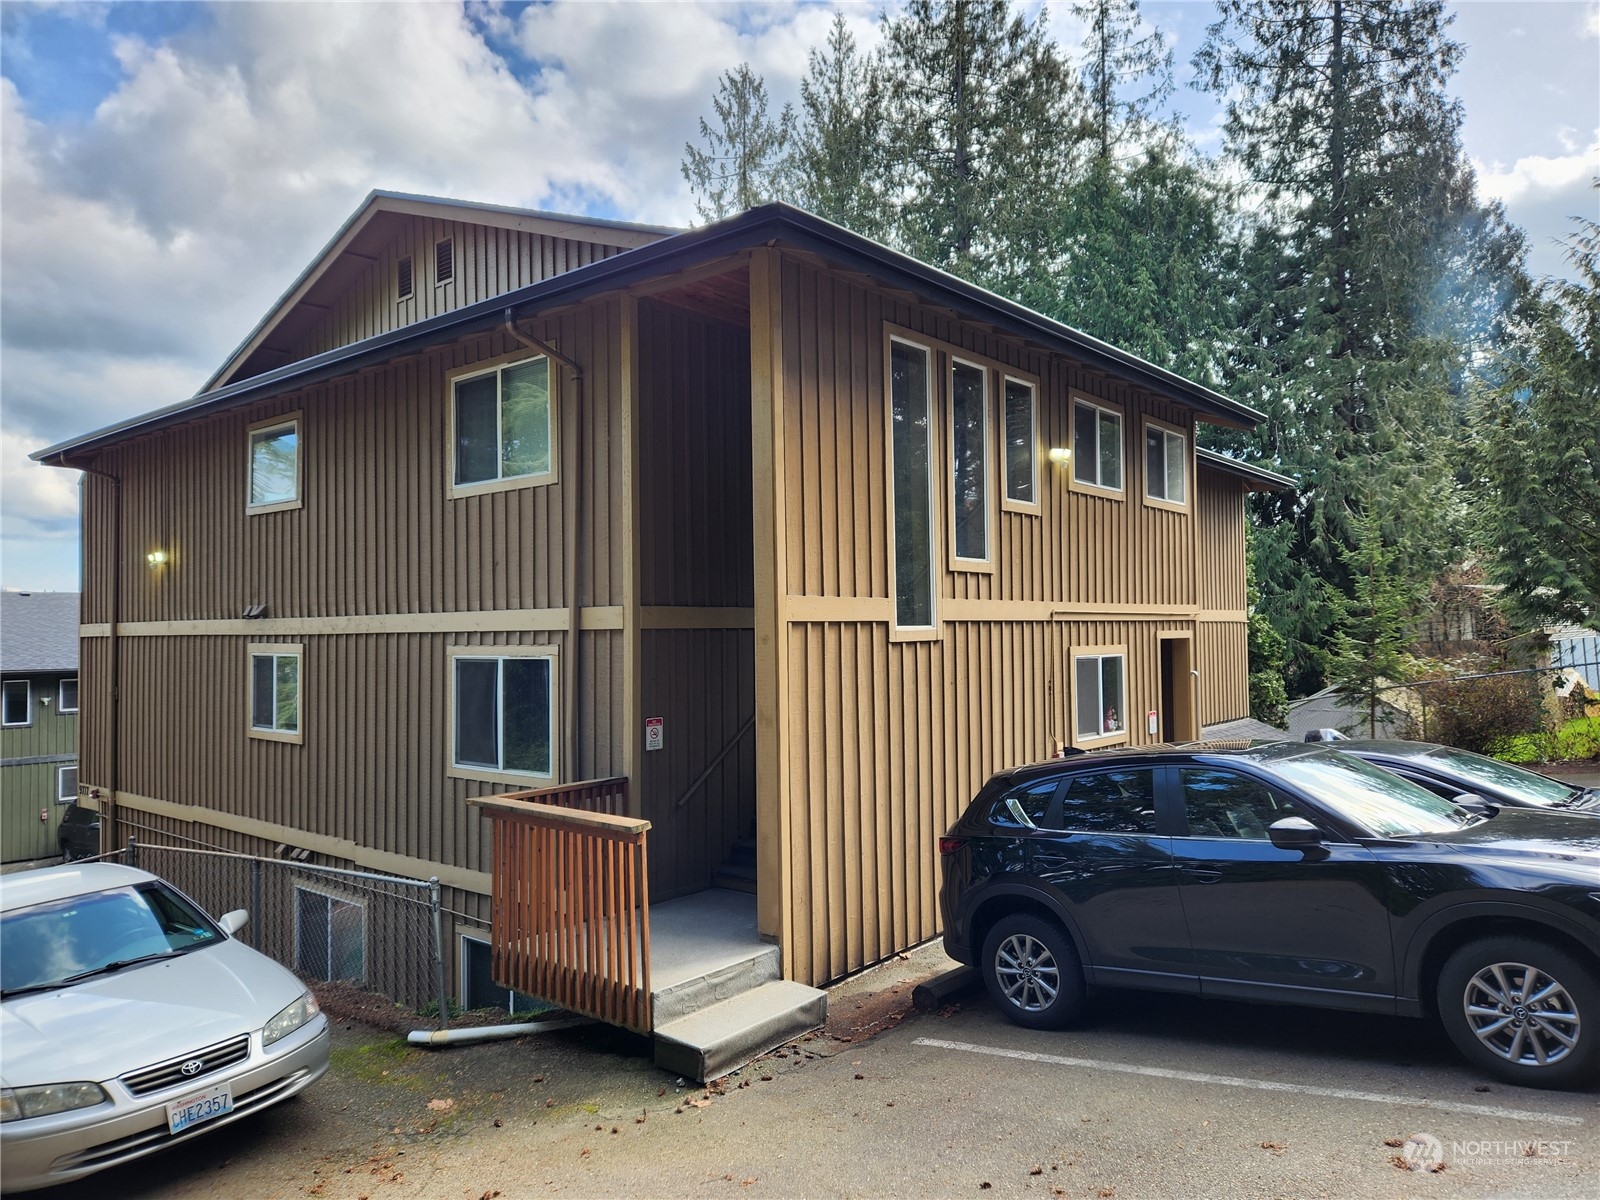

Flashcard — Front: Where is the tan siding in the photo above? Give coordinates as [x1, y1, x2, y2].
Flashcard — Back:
[1198, 620, 1251, 725]
[1196, 467, 1249, 612]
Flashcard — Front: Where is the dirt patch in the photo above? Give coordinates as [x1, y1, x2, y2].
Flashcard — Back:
[824, 979, 926, 1042]
[312, 981, 566, 1036]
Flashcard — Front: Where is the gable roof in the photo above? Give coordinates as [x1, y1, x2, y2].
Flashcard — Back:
[38, 202, 1266, 469]
[202, 190, 679, 392]
[1, 592, 80, 673]
[1196, 448, 1294, 491]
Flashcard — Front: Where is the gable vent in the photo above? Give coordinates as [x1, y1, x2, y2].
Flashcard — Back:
[396, 256, 414, 301]
[435, 238, 454, 286]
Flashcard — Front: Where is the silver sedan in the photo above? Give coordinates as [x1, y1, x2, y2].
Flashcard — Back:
[1, 863, 329, 1193]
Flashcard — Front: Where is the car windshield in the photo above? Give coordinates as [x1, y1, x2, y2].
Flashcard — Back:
[1267, 749, 1480, 837]
[1422, 746, 1579, 806]
[1, 883, 220, 996]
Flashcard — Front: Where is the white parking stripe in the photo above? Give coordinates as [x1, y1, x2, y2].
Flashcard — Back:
[911, 1038, 1586, 1126]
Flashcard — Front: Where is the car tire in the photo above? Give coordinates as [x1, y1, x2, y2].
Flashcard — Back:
[1437, 937, 1600, 1089]
[980, 913, 1086, 1030]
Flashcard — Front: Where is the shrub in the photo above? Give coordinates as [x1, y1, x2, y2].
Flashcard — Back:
[1413, 659, 1551, 755]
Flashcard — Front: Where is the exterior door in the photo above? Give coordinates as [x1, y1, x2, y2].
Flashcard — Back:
[1158, 635, 1196, 742]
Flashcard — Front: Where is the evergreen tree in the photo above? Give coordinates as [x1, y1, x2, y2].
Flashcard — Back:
[878, 0, 1089, 285]
[1477, 211, 1600, 630]
[682, 64, 797, 222]
[1325, 504, 1423, 737]
[1072, 0, 1176, 162]
[792, 13, 889, 237]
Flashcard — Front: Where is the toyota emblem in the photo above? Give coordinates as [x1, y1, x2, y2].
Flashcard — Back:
[179, 1059, 205, 1076]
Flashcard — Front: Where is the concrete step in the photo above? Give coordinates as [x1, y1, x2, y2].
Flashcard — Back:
[650, 942, 779, 1027]
[711, 863, 757, 894]
[653, 979, 827, 1082]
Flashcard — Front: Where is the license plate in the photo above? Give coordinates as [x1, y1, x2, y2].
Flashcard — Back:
[166, 1082, 234, 1134]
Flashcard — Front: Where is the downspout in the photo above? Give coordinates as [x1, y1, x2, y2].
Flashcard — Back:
[503, 310, 584, 779]
[74, 458, 121, 852]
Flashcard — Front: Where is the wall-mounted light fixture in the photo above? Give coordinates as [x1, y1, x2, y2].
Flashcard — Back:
[146, 549, 169, 570]
[1047, 447, 1072, 468]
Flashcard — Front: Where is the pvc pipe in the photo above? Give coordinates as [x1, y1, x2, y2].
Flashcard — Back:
[407, 1017, 590, 1047]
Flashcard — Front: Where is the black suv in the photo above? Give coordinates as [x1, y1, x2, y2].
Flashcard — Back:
[938, 742, 1600, 1089]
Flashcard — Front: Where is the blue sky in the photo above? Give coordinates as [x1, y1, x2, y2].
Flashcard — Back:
[2, 1, 1596, 593]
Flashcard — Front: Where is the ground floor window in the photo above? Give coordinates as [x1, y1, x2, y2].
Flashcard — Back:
[1074, 650, 1127, 743]
[57, 764, 77, 804]
[459, 931, 546, 1015]
[294, 886, 366, 983]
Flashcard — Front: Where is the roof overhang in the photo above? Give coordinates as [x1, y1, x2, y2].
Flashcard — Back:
[38, 203, 1265, 469]
[1197, 447, 1294, 492]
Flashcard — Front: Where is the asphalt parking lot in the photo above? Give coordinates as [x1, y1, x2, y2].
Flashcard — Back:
[38, 947, 1597, 1200]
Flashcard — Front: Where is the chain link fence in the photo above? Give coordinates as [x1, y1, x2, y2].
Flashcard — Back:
[86, 818, 453, 1028]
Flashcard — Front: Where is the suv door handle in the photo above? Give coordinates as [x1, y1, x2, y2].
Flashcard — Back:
[1181, 866, 1222, 884]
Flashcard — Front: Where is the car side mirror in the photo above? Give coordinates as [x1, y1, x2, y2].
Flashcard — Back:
[1268, 816, 1323, 850]
[218, 910, 249, 936]
[1451, 793, 1497, 818]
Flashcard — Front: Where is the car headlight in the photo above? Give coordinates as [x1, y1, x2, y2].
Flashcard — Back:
[262, 991, 321, 1047]
[0, 1083, 110, 1122]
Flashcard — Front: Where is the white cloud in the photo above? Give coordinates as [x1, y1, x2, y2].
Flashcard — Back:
[1474, 136, 1600, 206]
[1, 428, 80, 536]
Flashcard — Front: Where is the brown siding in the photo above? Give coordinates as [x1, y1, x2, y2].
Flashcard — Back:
[1196, 467, 1249, 612]
[1198, 620, 1251, 725]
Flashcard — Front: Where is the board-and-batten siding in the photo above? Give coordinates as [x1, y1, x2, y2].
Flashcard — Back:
[284, 217, 628, 366]
[1195, 465, 1251, 726]
[765, 252, 1247, 985]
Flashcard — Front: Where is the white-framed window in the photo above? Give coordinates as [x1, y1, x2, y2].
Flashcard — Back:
[294, 885, 366, 983]
[2, 680, 30, 727]
[58, 678, 79, 713]
[247, 415, 301, 513]
[449, 355, 556, 495]
[459, 930, 544, 1015]
[887, 337, 938, 636]
[949, 357, 992, 568]
[435, 237, 455, 286]
[397, 254, 414, 302]
[1144, 418, 1189, 509]
[1071, 396, 1123, 494]
[1002, 375, 1039, 512]
[57, 764, 78, 804]
[248, 643, 302, 744]
[448, 646, 557, 784]
[1073, 648, 1128, 745]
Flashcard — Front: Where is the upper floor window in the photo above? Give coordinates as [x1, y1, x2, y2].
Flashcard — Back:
[1073, 649, 1126, 745]
[59, 678, 78, 713]
[435, 237, 455, 286]
[247, 417, 301, 513]
[1145, 420, 1188, 509]
[451, 356, 555, 495]
[2, 680, 30, 727]
[1002, 376, 1038, 511]
[249, 643, 302, 744]
[888, 338, 936, 634]
[950, 358, 990, 566]
[1071, 397, 1123, 494]
[397, 255, 415, 302]
[450, 648, 556, 782]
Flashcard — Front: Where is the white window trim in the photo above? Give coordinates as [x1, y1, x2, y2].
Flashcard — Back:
[1000, 373, 1041, 515]
[948, 356, 995, 572]
[885, 334, 941, 642]
[1068, 393, 1125, 498]
[446, 644, 560, 785]
[57, 763, 78, 804]
[58, 677, 79, 714]
[246, 413, 303, 515]
[1070, 645, 1130, 749]
[247, 642, 303, 745]
[1142, 416, 1191, 513]
[445, 351, 560, 500]
[293, 883, 368, 985]
[2, 679, 31, 728]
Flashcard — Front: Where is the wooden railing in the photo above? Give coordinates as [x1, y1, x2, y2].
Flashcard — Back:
[469, 778, 652, 1033]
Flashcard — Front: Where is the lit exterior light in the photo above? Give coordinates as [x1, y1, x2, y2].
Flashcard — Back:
[146, 549, 169, 569]
[1047, 447, 1072, 467]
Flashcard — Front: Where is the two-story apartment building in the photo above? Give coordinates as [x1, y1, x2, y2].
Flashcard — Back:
[37, 194, 1288, 1017]
[2, 591, 81, 862]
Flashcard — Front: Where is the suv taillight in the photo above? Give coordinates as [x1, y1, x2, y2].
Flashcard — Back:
[938, 837, 968, 856]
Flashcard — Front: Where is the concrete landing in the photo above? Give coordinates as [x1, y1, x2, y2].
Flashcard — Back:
[653, 979, 827, 1082]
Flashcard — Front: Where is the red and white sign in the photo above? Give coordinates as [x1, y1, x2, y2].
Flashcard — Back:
[1148, 710, 1158, 736]
[644, 716, 665, 752]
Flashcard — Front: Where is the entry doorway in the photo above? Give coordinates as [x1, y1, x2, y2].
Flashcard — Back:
[1158, 635, 1197, 743]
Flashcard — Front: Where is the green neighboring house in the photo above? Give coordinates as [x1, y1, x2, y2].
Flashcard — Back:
[2, 591, 80, 863]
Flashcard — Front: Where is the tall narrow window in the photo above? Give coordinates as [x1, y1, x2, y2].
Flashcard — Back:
[1003, 377, 1037, 507]
[889, 340, 936, 630]
[452, 652, 555, 779]
[247, 418, 300, 511]
[248, 644, 302, 742]
[452, 357, 553, 490]
[2, 680, 30, 727]
[435, 237, 455, 285]
[58, 678, 78, 713]
[397, 255, 415, 301]
[1072, 398, 1123, 492]
[950, 359, 989, 563]
[1145, 423, 1188, 506]
[1074, 651, 1127, 742]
